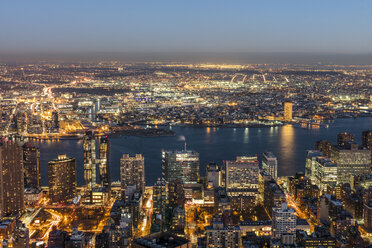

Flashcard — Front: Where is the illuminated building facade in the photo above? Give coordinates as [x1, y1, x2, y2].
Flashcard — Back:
[98, 136, 110, 191]
[162, 150, 199, 184]
[51, 110, 59, 133]
[337, 132, 354, 146]
[305, 150, 323, 182]
[262, 152, 278, 179]
[283, 101, 293, 122]
[22, 142, 40, 189]
[206, 215, 242, 248]
[152, 178, 168, 232]
[206, 162, 221, 188]
[48, 154, 77, 203]
[362, 130, 372, 149]
[330, 142, 371, 184]
[225, 156, 260, 211]
[312, 157, 337, 192]
[272, 203, 296, 240]
[120, 154, 145, 194]
[83, 130, 97, 192]
[0, 140, 24, 218]
[315, 140, 332, 158]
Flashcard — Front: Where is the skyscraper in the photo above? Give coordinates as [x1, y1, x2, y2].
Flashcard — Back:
[225, 156, 260, 212]
[0, 139, 24, 218]
[162, 150, 199, 184]
[22, 142, 40, 189]
[305, 150, 323, 182]
[315, 140, 332, 158]
[262, 152, 278, 179]
[362, 130, 372, 150]
[83, 130, 97, 192]
[330, 142, 371, 184]
[337, 132, 354, 146]
[51, 110, 59, 133]
[98, 136, 110, 191]
[152, 178, 168, 232]
[48, 154, 77, 203]
[284, 101, 293, 122]
[272, 203, 297, 242]
[120, 154, 145, 193]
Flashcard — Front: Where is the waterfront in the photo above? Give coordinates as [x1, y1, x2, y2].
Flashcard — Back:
[37, 117, 372, 186]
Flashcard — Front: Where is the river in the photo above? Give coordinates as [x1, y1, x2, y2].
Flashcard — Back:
[37, 117, 372, 186]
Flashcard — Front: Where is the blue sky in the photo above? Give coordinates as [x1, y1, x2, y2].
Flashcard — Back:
[0, 0, 371, 54]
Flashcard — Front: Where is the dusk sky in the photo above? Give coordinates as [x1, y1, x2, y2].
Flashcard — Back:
[1, 1, 372, 57]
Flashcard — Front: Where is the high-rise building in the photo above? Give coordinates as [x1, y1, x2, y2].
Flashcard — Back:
[262, 152, 278, 179]
[225, 156, 260, 211]
[330, 142, 371, 184]
[51, 110, 59, 133]
[22, 143, 40, 189]
[315, 140, 332, 158]
[283, 101, 293, 122]
[272, 202, 296, 241]
[0, 139, 24, 218]
[133, 233, 190, 248]
[48, 155, 77, 203]
[120, 154, 145, 194]
[83, 130, 97, 192]
[312, 157, 337, 192]
[206, 214, 242, 248]
[362, 130, 372, 150]
[162, 150, 199, 184]
[305, 150, 323, 182]
[98, 136, 110, 191]
[337, 132, 354, 146]
[206, 162, 221, 188]
[152, 178, 168, 232]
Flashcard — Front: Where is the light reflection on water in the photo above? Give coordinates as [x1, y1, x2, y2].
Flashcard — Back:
[37, 117, 372, 186]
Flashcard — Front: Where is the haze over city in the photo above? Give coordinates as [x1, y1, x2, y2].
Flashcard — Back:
[1, 1, 372, 64]
[1, 1, 372, 248]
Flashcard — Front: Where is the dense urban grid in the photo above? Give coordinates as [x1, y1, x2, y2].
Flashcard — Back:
[0, 62, 372, 247]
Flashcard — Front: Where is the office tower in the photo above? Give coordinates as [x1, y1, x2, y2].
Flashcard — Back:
[48, 226, 68, 248]
[206, 162, 221, 188]
[272, 203, 296, 241]
[15, 112, 27, 135]
[264, 179, 285, 217]
[13, 221, 29, 248]
[48, 155, 77, 203]
[364, 187, 372, 230]
[305, 150, 323, 182]
[0, 139, 24, 218]
[83, 130, 97, 191]
[330, 142, 371, 184]
[120, 154, 145, 193]
[51, 110, 59, 133]
[206, 215, 242, 248]
[337, 132, 354, 146]
[68, 228, 85, 247]
[283, 101, 293, 122]
[152, 178, 168, 232]
[133, 233, 190, 248]
[315, 140, 332, 158]
[162, 150, 199, 184]
[225, 156, 260, 212]
[362, 130, 372, 149]
[98, 136, 110, 190]
[22, 143, 40, 189]
[312, 157, 337, 192]
[262, 152, 278, 179]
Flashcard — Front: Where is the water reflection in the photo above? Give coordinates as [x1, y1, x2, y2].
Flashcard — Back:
[279, 125, 295, 172]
